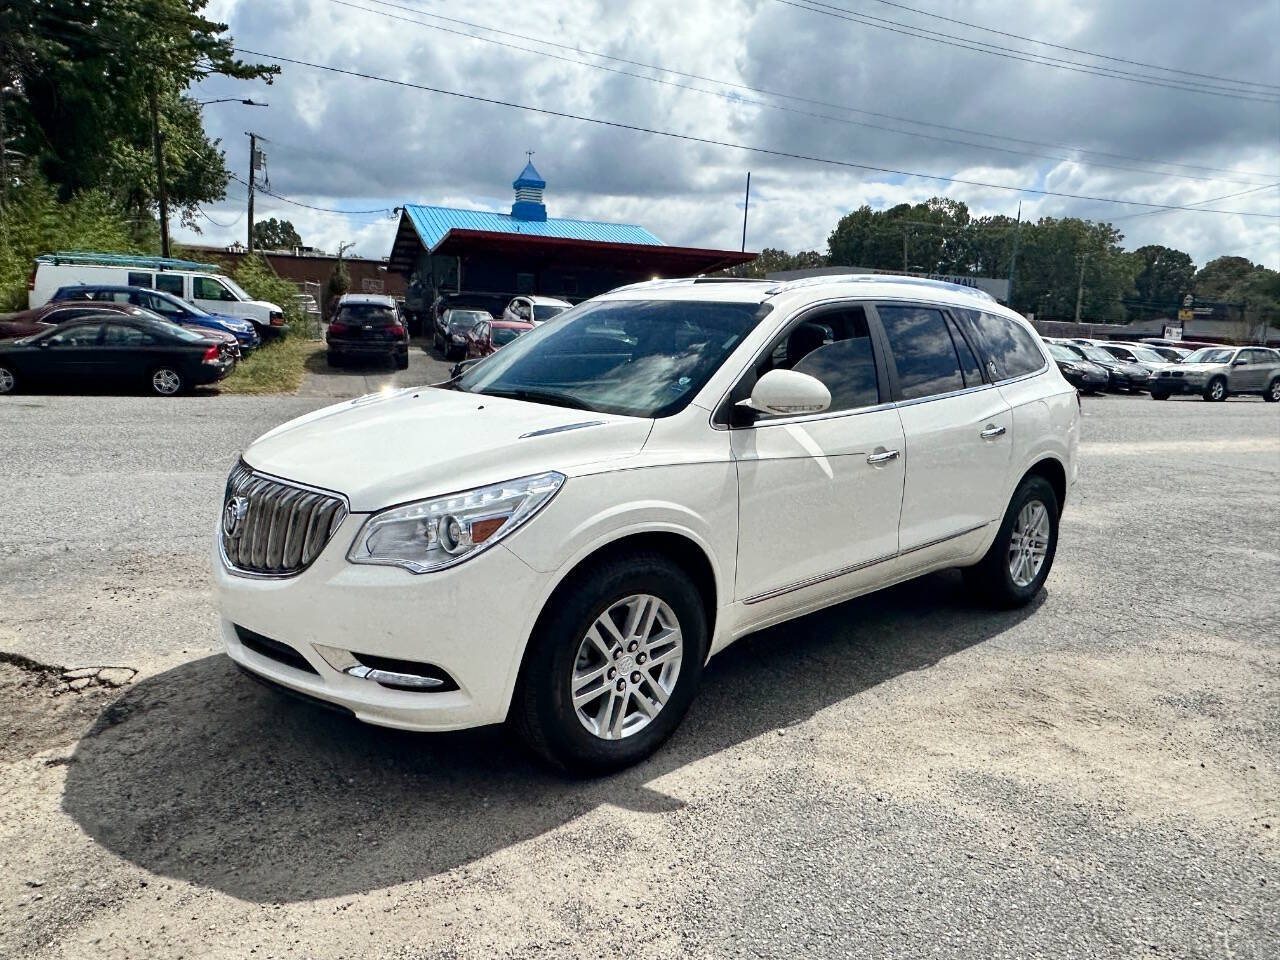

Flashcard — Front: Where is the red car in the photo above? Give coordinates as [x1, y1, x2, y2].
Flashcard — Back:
[465, 318, 534, 359]
[0, 301, 240, 358]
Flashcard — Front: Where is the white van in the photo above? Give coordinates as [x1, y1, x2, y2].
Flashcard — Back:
[29, 253, 286, 335]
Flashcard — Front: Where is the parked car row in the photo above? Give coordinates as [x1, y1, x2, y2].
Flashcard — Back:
[1043, 337, 1280, 402]
[30, 253, 286, 338]
[0, 313, 236, 396]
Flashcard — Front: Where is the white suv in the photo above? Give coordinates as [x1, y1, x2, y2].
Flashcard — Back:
[503, 294, 572, 325]
[214, 275, 1079, 772]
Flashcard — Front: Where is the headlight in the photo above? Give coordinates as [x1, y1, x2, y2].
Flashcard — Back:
[347, 472, 565, 573]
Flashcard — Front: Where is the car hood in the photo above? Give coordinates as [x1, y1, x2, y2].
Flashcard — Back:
[1167, 362, 1223, 374]
[247, 299, 282, 313]
[242, 386, 653, 512]
[208, 313, 257, 331]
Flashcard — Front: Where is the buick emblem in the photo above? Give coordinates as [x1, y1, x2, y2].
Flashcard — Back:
[223, 496, 250, 538]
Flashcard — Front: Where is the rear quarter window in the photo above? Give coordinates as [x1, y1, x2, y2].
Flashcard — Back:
[961, 311, 1046, 381]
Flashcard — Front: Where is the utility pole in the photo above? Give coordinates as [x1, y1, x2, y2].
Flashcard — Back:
[740, 171, 751, 253]
[149, 85, 171, 257]
[1006, 201, 1022, 305]
[902, 225, 909, 272]
[246, 132, 257, 253]
[1074, 253, 1089, 323]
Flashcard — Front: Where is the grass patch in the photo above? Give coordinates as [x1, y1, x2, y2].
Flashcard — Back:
[219, 333, 324, 395]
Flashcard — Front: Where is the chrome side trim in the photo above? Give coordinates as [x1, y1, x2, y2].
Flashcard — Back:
[741, 520, 993, 605]
[345, 665, 446, 689]
[898, 521, 991, 557]
[742, 552, 897, 605]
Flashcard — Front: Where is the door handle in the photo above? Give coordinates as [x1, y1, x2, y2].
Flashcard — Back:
[866, 449, 900, 465]
[980, 424, 1006, 440]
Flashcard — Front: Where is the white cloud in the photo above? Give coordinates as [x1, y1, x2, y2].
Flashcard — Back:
[179, 0, 1280, 269]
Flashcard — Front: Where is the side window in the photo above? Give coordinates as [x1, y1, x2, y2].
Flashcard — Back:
[50, 323, 105, 347]
[143, 293, 182, 317]
[103, 324, 155, 346]
[193, 276, 233, 301]
[757, 305, 881, 415]
[155, 273, 184, 296]
[961, 311, 1046, 381]
[877, 304, 966, 401]
[514, 301, 531, 321]
[45, 308, 92, 324]
[128, 272, 153, 288]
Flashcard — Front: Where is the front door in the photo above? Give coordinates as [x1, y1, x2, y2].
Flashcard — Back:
[732, 302, 905, 605]
[35, 321, 108, 385]
[876, 303, 1013, 559]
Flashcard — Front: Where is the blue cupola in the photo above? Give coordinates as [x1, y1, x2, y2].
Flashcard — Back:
[511, 157, 548, 222]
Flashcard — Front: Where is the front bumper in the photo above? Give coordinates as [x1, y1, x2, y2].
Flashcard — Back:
[1153, 376, 1207, 394]
[212, 515, 549, 731]
[1064, 369, 1108, 390]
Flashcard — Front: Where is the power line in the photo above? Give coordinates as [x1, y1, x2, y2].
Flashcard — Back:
[329, 0, 1270, 188]
[232, 48, 1280, 219]
[860, 0, 1280, 91]
[228, 172, 394, 217]
[773, 0, 1280, 103]
[1107, 182, 1280, 222]
[339, 0, 1279, 183]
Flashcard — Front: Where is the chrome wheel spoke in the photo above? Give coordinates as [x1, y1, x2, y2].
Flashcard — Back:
[1008, 498, 1051, 587]
[571, 593, 683, 742]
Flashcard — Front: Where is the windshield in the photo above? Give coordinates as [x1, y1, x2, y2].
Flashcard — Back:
[1127, 346, 1166, 364]
[492, 326, 526, 346]
[155, 290, 208, 318]
[456, 298, 770, 418]
[447, 313, 485, 333]
[220, 277, 251, 300]
[161, 323, 211, 343]
[1079, 344, 1116, 363]
[337, 303, 398, 326]
[1184, 348, 1235, 363]
[533, 304, 568, 321]
[1046, 343, 1078, 362]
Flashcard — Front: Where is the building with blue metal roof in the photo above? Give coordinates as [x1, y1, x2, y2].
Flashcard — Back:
[389, 158, 754, 325]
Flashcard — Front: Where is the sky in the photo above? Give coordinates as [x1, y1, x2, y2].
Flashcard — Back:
[180, 0, 1280, 272]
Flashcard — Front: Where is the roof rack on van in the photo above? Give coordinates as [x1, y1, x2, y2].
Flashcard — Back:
[36, 251, 223, 273]
[765, 273, 996, 301]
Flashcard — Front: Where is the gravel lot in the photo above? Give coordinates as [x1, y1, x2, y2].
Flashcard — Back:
[1, 383, 1276, 959]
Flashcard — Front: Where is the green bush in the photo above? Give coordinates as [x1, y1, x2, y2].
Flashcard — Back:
[0, 175, 148, 311]
[230, 253, 305, 332]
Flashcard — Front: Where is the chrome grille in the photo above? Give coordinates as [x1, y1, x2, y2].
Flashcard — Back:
[221, 461, 347, 577]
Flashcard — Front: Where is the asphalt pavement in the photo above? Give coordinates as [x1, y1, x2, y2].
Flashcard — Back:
[0, 386, 1276, 959]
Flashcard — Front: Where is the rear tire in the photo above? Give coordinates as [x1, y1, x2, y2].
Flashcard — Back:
[1151, 389, 1170, 400]
[962, 475, 1059, 609]
[395, 353, 409, 371]
[326, 352, 342, 368]
[1265, 378, 1280, 403]
[510, 550, 708, 774]
[0, 365, 16, 395]
[149, 367, 184, 396]
[1203, 377, 1227, 401]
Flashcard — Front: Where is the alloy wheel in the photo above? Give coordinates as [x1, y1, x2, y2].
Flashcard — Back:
[571, 594, 683, 741]
[1008, 500, 1050, 588]
[152, 368, 182, 395]
[0, 367, 14, 394]
[1209, 380, 1226, 401]
[1269, 381, 1280, 402]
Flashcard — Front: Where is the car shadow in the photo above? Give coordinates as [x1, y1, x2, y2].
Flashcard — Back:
[62, 570, 1042, 903]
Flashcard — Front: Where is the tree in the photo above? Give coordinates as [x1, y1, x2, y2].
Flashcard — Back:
[740, 247, 826, 278]
[1194, 257, 1280, 340]
[1130, 245, 1196, 312]
[1193, 256, 1256, 299]
[1, 0, 277, 231]
[827, 198, 974, 274]
[252, 218, 302, 250]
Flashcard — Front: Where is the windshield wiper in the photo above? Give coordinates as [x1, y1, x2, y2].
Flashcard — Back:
[481, 388, 594, 411]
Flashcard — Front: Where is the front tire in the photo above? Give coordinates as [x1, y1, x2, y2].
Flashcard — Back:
[0, 365, 16, 395]
[510, 551, 708, 774]
[963, 475, 1059, 609]
[1203, 377, 1227, 401]
[150, 367, 184, 396]
[1265, 378, 1280, 403]
[1151, 389, 1170, 400]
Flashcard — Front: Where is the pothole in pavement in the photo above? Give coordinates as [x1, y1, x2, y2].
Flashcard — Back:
[0, 652, 137, 763]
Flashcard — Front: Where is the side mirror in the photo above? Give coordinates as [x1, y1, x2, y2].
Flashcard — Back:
[737, 368, 831, 418]
[1233, 357, 1248, 366]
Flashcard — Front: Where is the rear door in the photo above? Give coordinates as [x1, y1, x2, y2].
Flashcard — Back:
[102, 322, 161, 383]
[876, 302, 1012, 562]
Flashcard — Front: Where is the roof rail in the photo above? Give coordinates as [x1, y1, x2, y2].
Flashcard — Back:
[608, 275, 771, 294]
[765, 273, 996, 301]
[36, 251, 223, 273]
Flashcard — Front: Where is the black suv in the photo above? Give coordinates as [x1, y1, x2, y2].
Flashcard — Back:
[326, 294, 409, 369]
